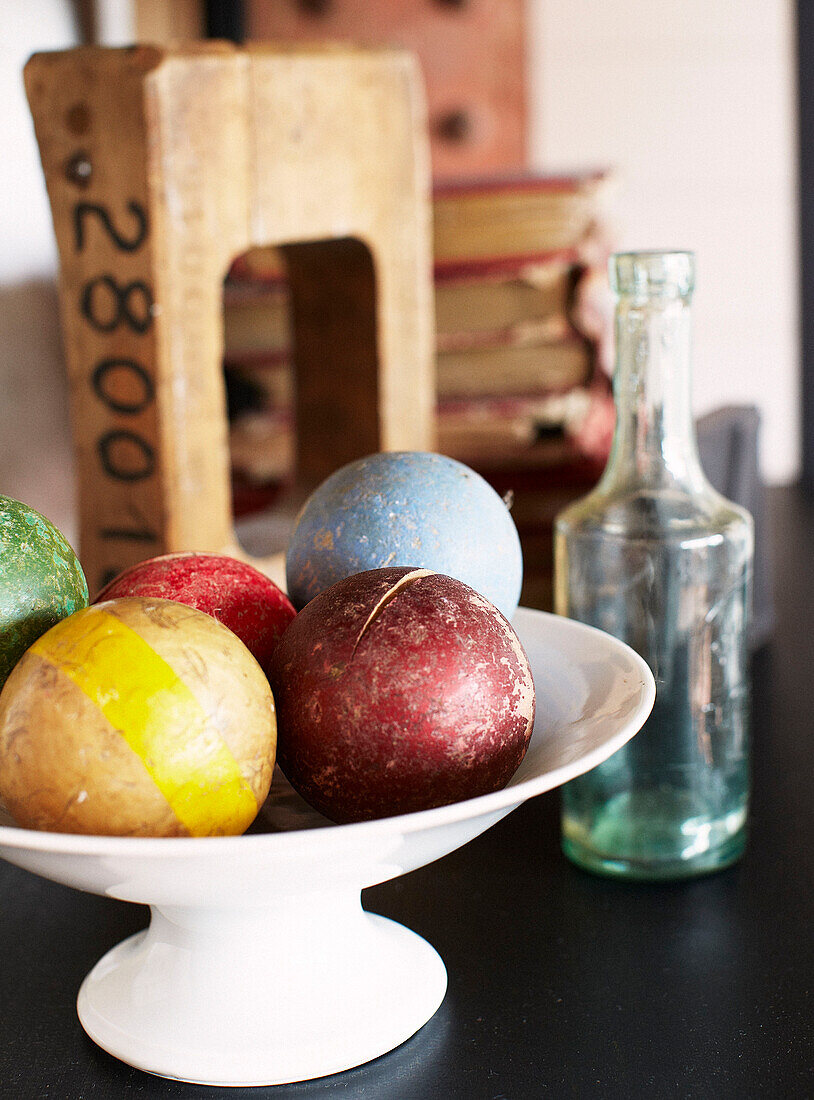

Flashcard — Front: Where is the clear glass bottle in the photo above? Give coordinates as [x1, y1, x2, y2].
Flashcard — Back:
[554, 251, 753, 880]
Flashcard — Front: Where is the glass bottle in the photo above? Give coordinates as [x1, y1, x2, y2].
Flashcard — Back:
[554, 251, 753, 880]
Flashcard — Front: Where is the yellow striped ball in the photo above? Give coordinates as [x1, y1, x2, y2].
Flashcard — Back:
[0, 597, 276, 836]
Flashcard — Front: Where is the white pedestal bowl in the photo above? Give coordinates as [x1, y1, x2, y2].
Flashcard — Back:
[0, 609, 654, 1086]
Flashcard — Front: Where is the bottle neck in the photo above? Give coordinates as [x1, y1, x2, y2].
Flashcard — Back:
[601, 294, 707, 493]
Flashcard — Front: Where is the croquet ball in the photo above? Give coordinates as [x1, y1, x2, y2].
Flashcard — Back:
[269, 566, 535, 823]
[285, 451, 523, 619]
[0, 495, 88, 690]
[95, 552, 295, 675]
[0, 597, 275, 836]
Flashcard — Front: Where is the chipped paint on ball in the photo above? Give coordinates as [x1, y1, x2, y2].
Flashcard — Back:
[0, 597, 275, 836]
[285, 452, 523, 618]
[269, 566, 536, 824]
[93, 551, 296, 678]
[0, 496, 89, 690]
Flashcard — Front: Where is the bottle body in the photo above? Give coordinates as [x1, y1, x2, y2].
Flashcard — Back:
[555, 252, 753, 880]
[555, 490, 752, 878]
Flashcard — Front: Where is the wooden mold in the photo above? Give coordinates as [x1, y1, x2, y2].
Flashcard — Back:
[25, 43, 435, 593]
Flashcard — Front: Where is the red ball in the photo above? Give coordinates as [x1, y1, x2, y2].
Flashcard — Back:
[268, 566, 535, 823]
[94, 553, 295, 676]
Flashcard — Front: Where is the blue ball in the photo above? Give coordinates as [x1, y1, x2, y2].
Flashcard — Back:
[285, 452, 523, 618]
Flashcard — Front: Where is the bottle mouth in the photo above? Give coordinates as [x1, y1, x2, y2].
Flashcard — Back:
[611, 251, 695, 300]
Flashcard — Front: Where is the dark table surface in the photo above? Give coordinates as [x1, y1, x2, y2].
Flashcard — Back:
[1, 485, 812, 1100]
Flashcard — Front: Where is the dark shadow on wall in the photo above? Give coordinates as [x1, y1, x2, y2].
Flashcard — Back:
[798, 1, 814, 493]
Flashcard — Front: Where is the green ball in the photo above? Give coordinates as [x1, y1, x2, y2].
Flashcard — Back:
[0, 496, 89, 689]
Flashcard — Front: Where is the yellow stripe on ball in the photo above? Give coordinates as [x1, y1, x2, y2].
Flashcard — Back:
[29, 606, 259, 836]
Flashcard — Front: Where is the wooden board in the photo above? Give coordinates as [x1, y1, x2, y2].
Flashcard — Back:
[246, 0, 528, 181]
[25, 43, 434, 594]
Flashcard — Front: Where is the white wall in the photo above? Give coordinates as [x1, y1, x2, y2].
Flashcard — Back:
[528, 0, 800, 484]
[0, 2, 79, 543]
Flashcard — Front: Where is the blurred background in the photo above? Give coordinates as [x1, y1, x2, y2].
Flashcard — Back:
[0, 1, 800, 564]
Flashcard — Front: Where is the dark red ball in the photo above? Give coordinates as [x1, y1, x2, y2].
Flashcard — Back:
[94, 552, 295, 676]
[268, 566, 535, 823]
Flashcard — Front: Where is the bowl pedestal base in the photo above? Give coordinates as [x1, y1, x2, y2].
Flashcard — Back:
[77, 890, 447, 1086]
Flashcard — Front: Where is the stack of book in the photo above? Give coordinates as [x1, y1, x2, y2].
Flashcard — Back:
[224, 171, 616, 609]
